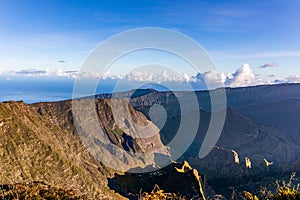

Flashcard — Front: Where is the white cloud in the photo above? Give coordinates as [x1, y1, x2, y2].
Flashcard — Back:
[56, 68, 78, 78]
[0, 68, 3, 75]
[190, 70, 226, 88]
[225, 63, 256, 87]
[124, 70, 186, 83]
[274, 75, 300, 84]
[202, 70, 226, 86]
[182, 73, 190, 82]
[74, 70, 122, 80]
[189, 64, 262, 88]
[15, 68, 50, 76]
[260, 62, 278, 68]
[101, 70, 123, 80]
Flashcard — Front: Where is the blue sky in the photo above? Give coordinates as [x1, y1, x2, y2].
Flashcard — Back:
[0, 0, 300, 87]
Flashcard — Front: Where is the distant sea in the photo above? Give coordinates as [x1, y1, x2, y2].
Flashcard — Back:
[0, 77, 120, 103]
[0, 77, 197, 103]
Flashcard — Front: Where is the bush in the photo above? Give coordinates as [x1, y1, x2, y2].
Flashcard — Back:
[272, 187, 300, 200]
[238, 172, 300, 200]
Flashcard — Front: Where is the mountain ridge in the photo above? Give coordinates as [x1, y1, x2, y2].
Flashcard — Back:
[1, 83, 300, 199]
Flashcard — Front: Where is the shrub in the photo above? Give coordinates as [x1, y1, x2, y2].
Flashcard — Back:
[239, 173, 300, 200]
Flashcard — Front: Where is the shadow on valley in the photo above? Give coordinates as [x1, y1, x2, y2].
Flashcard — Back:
[107, 161, 207, 199]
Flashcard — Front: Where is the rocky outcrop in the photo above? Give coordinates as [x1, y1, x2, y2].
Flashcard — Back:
[108, 161, 208, 200]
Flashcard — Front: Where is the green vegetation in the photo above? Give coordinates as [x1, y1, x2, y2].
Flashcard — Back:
[235, 173, 300, 200]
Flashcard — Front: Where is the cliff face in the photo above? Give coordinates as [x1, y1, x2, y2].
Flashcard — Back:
[0, 100, 120, 199]
[236, 99, 300, 141]
[0, 99, 170, 198]
[34, 98, 170, 172]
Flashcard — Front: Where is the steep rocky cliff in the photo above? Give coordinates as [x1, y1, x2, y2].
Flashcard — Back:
[0, 99, 171, 199]
[0, 100, 120, 198]
[34, 98, 170, 172]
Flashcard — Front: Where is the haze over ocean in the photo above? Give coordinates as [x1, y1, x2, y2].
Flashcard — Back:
[0, 78, 195, 103]
[0, 78, 72, 103]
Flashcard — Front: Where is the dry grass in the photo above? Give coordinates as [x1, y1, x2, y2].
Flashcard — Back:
[138, 185, 187, 200]
[0, 181, 86, 200]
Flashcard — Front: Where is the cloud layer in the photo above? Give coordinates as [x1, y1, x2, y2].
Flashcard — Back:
[0, 64, 299, 88]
